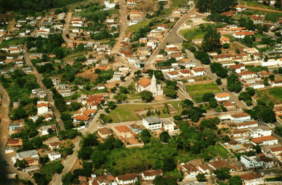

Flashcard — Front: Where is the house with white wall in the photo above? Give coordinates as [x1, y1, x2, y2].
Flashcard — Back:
[215, 93, 230, 102]
[143, 117, 162, 130]
[180, 164, 200, 179]
[240, 172, 264, 185]
[240, 155, 264, 170]
[141, 169, 163, 180]
[48, 151, 61, 161]
[248, 126, 272, 138]
[37, 101, 49, 115]
[191, 68, 205, 76]
[115, 173, 138, 184]
[251, 136, 278, 146]
[237, 121, 258, 129]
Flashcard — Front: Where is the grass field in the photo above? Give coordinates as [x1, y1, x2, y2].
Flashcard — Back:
[0, 38, 26, 48]
[180, 28, 206, 40]
[126, 19, 152, 34]
[108, 101, 181, 122]
[246, 1, 276, 10]
[186, 83, 221, 103]
[207, 143, 230, 159]
[256, 87, 282, 104]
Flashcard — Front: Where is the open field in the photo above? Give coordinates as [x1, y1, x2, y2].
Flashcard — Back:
[245, 1, 277, 10]
[256, 87, 282, 104]
[186, 83, 221, 103]
[108, 101, 181, 122]
[180, 28, 205, 40]
[207, 143, 230, 159]
[0, 38, 26, 48]
[126, 19, 152, 34]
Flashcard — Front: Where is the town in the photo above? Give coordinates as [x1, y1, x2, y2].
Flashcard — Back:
[1, 0, 282, 185]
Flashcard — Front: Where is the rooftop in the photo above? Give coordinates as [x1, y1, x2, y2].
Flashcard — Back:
[143, 116, 162, 123]
[252, 136, 278, 144]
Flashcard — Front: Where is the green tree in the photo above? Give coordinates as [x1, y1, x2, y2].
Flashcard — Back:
[140, 90, 153, 102]
[209, 98, 218, 108]
[214, 167, 231, 180]
[107, 101, 116, 110]
[202, 28, 221, 52]
[194, 51, 211, 64]
[91, 151, 106, 168]
[229, 175, 242, 185]
[42, 77, 53, 88]
[163, 86, 177, 98]
[159, 131, 170, 142]
[141, 129, 151, 143]
[153, 175, 166, 185]
[216, 78, 222, 85]
[223, 43, 230, 49]
[163, 157, 176, 171]
[227, 74, 242, 93]
[78, 147, 93, 160]
[76, 43, 84, 52]
[196, 173, 207, 182]
[15, 159, 27, 169]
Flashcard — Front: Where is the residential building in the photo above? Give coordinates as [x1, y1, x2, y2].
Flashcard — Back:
[166, 71, 179, 80]
[180, 164, 199, 179]
[251, 136, 278, 146]
[229, 64, 245, 73]
[237, 121, 258, 129]
[215, 93, 230, 102]
[163, 119, 176, 132]
[16, 150, 39, 166]
[251, 14, 265, 24]
[98, 128, 112, 139]
[49, 142, 60, 150]
[240, 155, 264, 170]
[208, 160, 234, 173]
[127, 0, 136, 6]
[240, 172, 264, 185]
[7, 138, 23, 147]
[48, 151, 61, 161]
[141, 169, 163, 180]
[143, 117, 162, 130]
[270, 146, 282, 155]
[135, 75, 163, 96]
[238, 71, 257, 79]
[37, 101, 49, 115]
[233, 31, 254, 39]
[115, 173, 138, 184]
[231, 113, 251, 122]
[248, 126, 272, 138]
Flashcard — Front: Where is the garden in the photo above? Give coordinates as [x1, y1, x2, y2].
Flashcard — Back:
[186, 83, 221, 103]
[256, 87, 282, 104]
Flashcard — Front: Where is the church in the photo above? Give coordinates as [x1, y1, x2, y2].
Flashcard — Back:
[135, 75, 163, 96]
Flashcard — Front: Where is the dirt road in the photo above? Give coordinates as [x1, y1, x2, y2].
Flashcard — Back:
[244, 4, 282, 13]
[0, 83, 10, 146]
[111, 0, 128, 53]
[23, 45, 65, 130]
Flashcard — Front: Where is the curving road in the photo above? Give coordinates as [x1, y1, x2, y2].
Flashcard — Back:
[145, 6, 197, 69]
[0, 83, 11, 146]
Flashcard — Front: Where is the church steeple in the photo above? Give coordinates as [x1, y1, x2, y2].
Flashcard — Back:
[151, 74, 157, 86]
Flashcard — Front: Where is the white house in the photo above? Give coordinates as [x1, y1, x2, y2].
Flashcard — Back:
[191, 68, 205, 76]
[238, 71, 257, 79]
[229, 64, 245, 73]
[236, 5, 247, 12]
[136, 75, 163, 96]
[40, 125, 55, 136]
[163, 119, 176, 132]
[49, 142, 60, 150]
[248, 126, 272, 138]
[127, 0, 136, 6]
[37, 101, 49, 115]
[48, 151, 61, 161]
[247, 83, 265, 89]
[104, 0, 116, 8]
[251, 136, 278, 146]
[141, 169, 163, 180]
[237, 121, 258, 129]
[143, 117, 162, 130]
[166, 71, 179, 80]
[115, 173, 138, 185]
[240, 172, 264, 185]
[215, 93, 230, 102]
[233, 31, 254, 39]
[271, 80, 282, 87]
[180, 164, 200, 179]
[178, 70, 191, 77]
[231, 113, 251, 122]
[240, 155, 264, 170]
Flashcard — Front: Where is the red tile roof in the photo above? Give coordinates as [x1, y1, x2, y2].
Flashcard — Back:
[252, 136, 277, 144]
[142, 169, 163, 177]
[117, 173, 138, 181]
[98, 128, 112, 135]
[209, 160, 232, 170]
[37, 103, 48, 107]
[271, 146, 282, 152]
[137, 78, 151, 88]
[240, 172, 263, 180]
[237, 121, 258, 127]
[115, 125, 132, 133]
[231, 113, 250, 118]
[74, 115, 90, 121]
[182, 164, 198, 173]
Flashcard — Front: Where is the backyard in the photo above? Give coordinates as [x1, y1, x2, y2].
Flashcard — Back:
[256, 87, 282, 104]
[207, 143, 231, 159]
[186, 83, 221, 103]
[107, 101, 182, 122]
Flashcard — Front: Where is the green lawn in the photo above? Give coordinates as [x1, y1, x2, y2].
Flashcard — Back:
[246, 1, 276, 10]
[256, 87, 282, 104]
[0, 38, 26, 48]
[207, 143, 230, 159]
[180, 28, 206, 40]
[108, 101, 181, 122]
[126, 19, 152, 34]
[186, 83, 221, 103]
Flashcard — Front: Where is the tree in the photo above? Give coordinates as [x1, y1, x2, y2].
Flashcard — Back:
[95, 68, 101, 74]
[201, 28, 221, 52]
[269, 74, 275, 81]
[223, 43, 230, 49]
[140, 91, 153, 102]
[216, 78, 222, 85]
[183, 99, 194, 107]
[196, 173, 207, 182]
[107, 101, 116, 110]
[15, 159, 27, 169]
[12, 108, 27, 120]
[209, 98, 217, 108]
[194, 51, 210, 64]
[141, 129, 151, 143]
[78, 147, 93, 160]
[246, 87, 255, 96]
[153, 175, 166, 185]
[229, 176, 242, 185]
[163, 86, 177, 98]
[239, 92, 252, 102]
[76, 43, 84, 52]
[162, 157, 176, 171]
[42, 77, 53, 88]
[33, 173, 48, 185]
[214, 167, 231, 180]
[227, 74, 242, 93]
[259, 107, 276, 123]
[91, 151, 106, 168]
[159, 131, 170, 142]
[203, 93, 215, 102]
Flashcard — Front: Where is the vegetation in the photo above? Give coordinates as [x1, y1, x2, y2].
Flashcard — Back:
[186, 83, 221, 102]
[194, 51, 211, 64]
[210, 63, 228, 78]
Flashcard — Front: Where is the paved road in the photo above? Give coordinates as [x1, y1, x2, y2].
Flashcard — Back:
[145, 6, 197, 69]
[62, 12, 72, 43]
[0, 83, 11, 146]
[23, 45, 65, 130]
[185, 49, 249, 110]
[111, 0, 128, 53]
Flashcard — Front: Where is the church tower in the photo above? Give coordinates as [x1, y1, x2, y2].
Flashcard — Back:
[151, 74, 157, 96]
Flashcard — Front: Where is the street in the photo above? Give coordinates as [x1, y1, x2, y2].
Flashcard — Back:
[23, 45, 65, 130]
